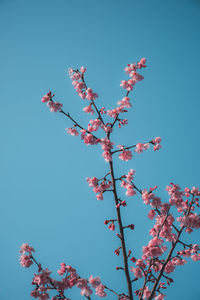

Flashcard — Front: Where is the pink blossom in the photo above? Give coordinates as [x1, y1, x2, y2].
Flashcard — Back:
[108, 223, 115, 231]
[148, 209, 156, 220]
[137, 58, 147, 69]
[191, 244, 200, 253]
[191, 186, 200, 196]
[88, 119, 102, 132]
[142, 190, 153, 205]
[83, 105, 94, 114]
[86, 88, 98, 100]
[20, 254, 33, 268]
[58, 263, 66, 276]
[20, 243, 35, 254]
[126, 169, 136, 182]
[125, 63, 137, 74]
[80, 286, 93, 297]
[102, 150, 112, 162]
[117, 97, 132, 108]
[47, 101, 63, 112]
[84, 134, 98, 145]
[119, 150, 132, 161]
[165, 261, 175, 274]
[191, 254, 200, 261]
[80, 66, 86, 73]
[125, 186, 136, 196]
[152, 137, 162, 151]
[76, 278, 87, 289]
[107, 107, 127, 118]
[41, 91, 54, 103]
[89, 275, 101, 288]
[32, 269, 51, 285]
[130, 267, 143, 278]
[130, 71, 144, 82]
[143, 286, 151, 299]
[66, 127, 79, 136]
[120, 79, 135, 91]
[135, 143, 149, 154]
[100, 138, 114, 151]
[96, 193, 103, 200]
[95, 284, 107, 297]
[136, 259, 146, 269]
[149, 246, 163, 257]
[87, 177, 98, 187]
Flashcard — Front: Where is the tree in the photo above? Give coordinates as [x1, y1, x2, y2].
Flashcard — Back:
[20, 58, 200, 300]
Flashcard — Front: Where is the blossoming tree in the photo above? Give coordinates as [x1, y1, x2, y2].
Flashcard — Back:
[20, 58, 200, 300]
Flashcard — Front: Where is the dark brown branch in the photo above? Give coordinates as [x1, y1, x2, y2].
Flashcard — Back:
[109, 159, 133, 300]
[60, 110, 98, 140]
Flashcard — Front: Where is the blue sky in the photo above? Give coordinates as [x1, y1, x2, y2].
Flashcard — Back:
[1, 0, 200, 299]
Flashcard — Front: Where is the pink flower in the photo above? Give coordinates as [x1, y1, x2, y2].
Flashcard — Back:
[118, 150, 132, 161]
[80, 286, 93, 297]
[148, 209, 156, 220]
[136, 259, 146, 269]
[87, 177, 98, 187]
[41, 91, 54, 103]
[164, 261, 175, 274]
[47, 101, 63, 112]
[89, 275, 101, 288]
[125, 186, 136, 196]
[135, 143, 149, 154]
[96, 193, 103, 201]
[80, 66, 86, 73]
[152, 137, 162, 151]
[95, 284, 107, 297]
[137, 58, 146, 69]
[143, 286, 151, 299]
[102, 150, 112, 162]
[126, 169, 136, 182]
[84, 134, 97, 145]
[66, 127, 79, 136]
[130, 267, 143, 278]
[83, 105, 94, 114]
[86, 88, 98, 100]
[108, 223, 115, 231]
[117, 97, 132, 108]
[58, 263, 66, 275]
[20, 254, 33, 268]
[20, 243, 35, 254]
[191, 254, 200, 261]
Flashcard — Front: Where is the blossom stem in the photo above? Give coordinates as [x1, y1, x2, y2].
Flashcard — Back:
[109, 159, 133, 300]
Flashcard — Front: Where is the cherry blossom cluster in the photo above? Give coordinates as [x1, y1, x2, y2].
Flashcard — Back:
[129, 185, 200, 299]
[86, 174, 112, 200]
[25, 58, 200, 300]
[104, 219, 117, 231]
[120, 169, 136, 197]
[115, 137, 161, 162]
[68, 67, 98, 100]
[120, 58, 146, 92]
[20, 244, 108, 299]
[41, 91, 63, 112]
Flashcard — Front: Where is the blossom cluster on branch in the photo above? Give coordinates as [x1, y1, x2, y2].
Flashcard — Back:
[20, 58, 200, 300]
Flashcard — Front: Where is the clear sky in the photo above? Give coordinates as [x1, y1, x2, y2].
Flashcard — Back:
[1, 0, 200, 299]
